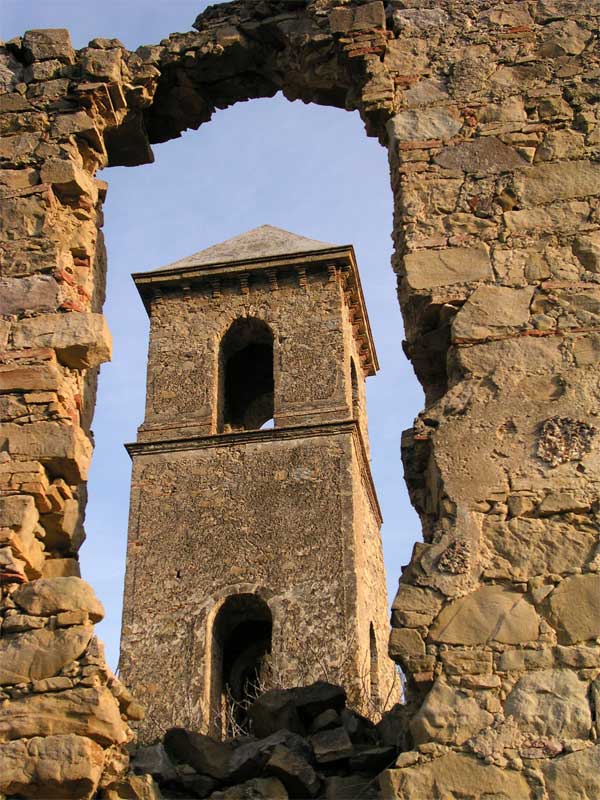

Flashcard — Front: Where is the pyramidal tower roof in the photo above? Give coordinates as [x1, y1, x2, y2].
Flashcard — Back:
[152, 225, 338, 272]
[132, 224, 378, 375]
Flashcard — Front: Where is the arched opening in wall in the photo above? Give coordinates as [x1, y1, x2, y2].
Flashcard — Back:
[218, 318, 274, 433]
[369, 623, 379, 706]
[81, 90, 422, 674]
[350, 358, 360, 419]
[211, 593, 272, 737]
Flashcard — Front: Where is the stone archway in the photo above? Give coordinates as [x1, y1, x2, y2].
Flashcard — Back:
[1, 2, 599, 797]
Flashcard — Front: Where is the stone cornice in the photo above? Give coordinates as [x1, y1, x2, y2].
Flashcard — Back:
[131, 245, 378, 376]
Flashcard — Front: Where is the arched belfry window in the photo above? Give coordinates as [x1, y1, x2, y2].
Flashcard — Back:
[219, 318, 274, 432]
[210, 594, 272, 736]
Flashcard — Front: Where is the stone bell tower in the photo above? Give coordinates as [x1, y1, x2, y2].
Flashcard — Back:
[119, 225, 397, 742]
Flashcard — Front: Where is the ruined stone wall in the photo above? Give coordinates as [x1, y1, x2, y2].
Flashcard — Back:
[0, 1, 599, 797]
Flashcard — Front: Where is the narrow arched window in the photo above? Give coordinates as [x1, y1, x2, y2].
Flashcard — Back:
[369, 623, 379, 706]
[219, 318, 274, 432]
[350, 358, 360, 418]
[210, 594, 272, 737]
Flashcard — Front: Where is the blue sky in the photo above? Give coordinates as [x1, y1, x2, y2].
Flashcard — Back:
[2, 1, 424, 669]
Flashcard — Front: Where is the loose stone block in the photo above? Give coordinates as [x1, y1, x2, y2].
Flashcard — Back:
[0, 495, 44, 576]
[380, 751, 533, 799]
[163, 727, 233, 781]
[310, 727, 353, 763]
[0, 132, 43, 164]
[0, 276, 60, 316]
[429, 585, 540, 645]
[42, 497, 83, 551]
[13, 313, 112, 369]
[0, 687, 128, 745]
[210, 777, 288, 800]
[555, 644, 600, 669]
[572, 231, 600, 272]
[388, 628, 425, 662]
[452, 286, 534, 341]
[542, 746, 600, 800]
[0, 625, 93, 685]
[266, 745, 320, 798]
[497, 648, 554, 672]
[540, 19, 592, 57]
[434, 137, 526, 174]
[41, 557, 80, 578]
[504, 200, 590, 233]
[0, 361, 62, 393]
[0, 541, 27, 578]
[514, 161, 600, 206]
[40, 159, 96, 201]
[403, 246, 493, 290]
[0, 167, 38, 191]
[1, 614, 47, 633]
[0, 320, 9, 349]
[391, 583, 443, 627]
[52, 111, 103, 151]
[0, 195, 47, 240]
[0, 734, 104, 799]
[329, 2, 385, 33]
[0, 422, 92, 483]
[482, 3, 534, 27]
[0, 494, 38, 534]
[441, 649, 493, 676]
[483, 516, 597, 580]
[22, 29, 75, 64]
[504, 669, 591, 739]
[383, 39, 429, 74]
[544, 574, 600, 644]
[410, 679, 493, 746]
[387, 108, 462, 143]
[12, 577, 104, 622]
[80, 48, 122, 82]
[455, 326, 564, 378]
[0, 528, 44, 578]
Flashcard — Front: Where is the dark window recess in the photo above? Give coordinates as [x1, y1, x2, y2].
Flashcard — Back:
[351, 358, 359, 418]
[220, 318, 274, 431]
[211, 593, 272, 736]
[369, 623, 379, 704]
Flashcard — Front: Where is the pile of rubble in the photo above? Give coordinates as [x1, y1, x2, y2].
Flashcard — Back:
[128, 682, 405, 799]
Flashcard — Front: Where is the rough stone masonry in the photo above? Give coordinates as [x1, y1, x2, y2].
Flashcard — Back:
[0, 0, 599, 797]
[120, 226, 398, 744]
